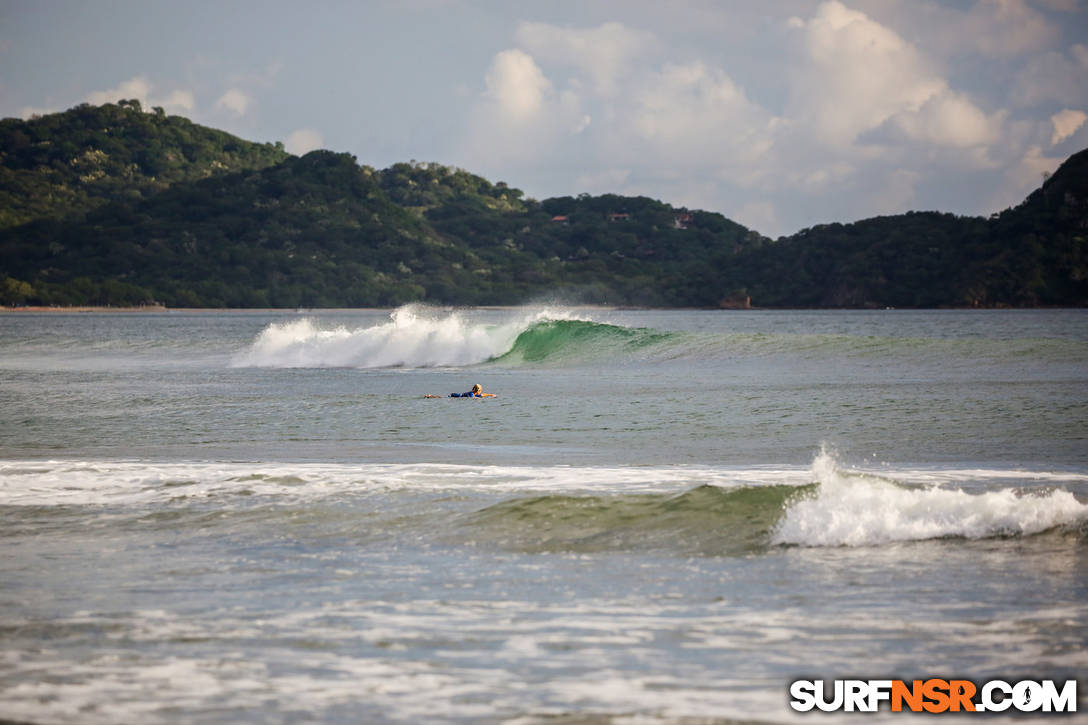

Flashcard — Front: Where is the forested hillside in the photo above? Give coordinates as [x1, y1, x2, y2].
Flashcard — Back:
[1, 103, 1085, 308]
[719, 149, 1088, 308]
[0, 100, 287, 230]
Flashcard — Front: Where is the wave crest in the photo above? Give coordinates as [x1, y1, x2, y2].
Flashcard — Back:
[494, 318, 676, 364]
[772, 448, 1088, 546]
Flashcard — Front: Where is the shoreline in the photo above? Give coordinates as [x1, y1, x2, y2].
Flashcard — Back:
[3, 304, 1084, 314]
[1, 305, 168, 313]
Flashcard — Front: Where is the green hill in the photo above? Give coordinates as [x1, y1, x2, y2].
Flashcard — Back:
[3, 151, 447, 306]
[1, 103, 1085, 308]
[0, 100, 288, 230]
[0, 105, 768, 307]
[721, 148, 1088, 308]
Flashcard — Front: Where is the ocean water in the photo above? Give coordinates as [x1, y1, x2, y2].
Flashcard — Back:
[0, 306, 1086, 723]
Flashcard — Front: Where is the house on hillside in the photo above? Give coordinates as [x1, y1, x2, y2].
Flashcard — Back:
[551, 215, 570, 225]
[608, 213, 631, 222]
[673, 212, 694, 230]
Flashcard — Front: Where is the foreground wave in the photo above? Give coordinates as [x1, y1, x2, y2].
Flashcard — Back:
[465, 484, 802, 556]
[3, 451, 1085, 551]
[772, 450, 1088, 546]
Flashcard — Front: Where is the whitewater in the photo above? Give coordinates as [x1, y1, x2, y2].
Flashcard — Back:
[1, 306, 1087, 723]
[228, 305, 564, 368]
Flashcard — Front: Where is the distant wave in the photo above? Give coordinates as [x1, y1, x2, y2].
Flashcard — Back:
[230, 305, 682, 369]
[230, 304, 1088, 370]
[231, 305, 589, 368]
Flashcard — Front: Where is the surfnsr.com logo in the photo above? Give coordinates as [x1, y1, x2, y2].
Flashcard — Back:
[789, 679, 1079, 713]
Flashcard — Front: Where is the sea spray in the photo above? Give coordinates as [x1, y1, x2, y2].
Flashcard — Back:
[772, 448, 1088, 546]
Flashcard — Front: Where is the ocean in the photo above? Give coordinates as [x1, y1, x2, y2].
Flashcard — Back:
[1, 306, 1086, 723]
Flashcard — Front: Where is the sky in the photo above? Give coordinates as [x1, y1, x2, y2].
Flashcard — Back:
[2, 0, 1086, 238]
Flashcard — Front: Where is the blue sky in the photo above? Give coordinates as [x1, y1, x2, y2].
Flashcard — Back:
[2, 0, 1086, 237]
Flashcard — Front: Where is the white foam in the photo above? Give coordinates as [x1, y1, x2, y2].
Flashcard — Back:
[0, 460, 807, 507]
[0, 601, 801, 725]
[4, 458, 1086, 513]
[773, 448, 1088, 546]
[230, 304, 586, 368]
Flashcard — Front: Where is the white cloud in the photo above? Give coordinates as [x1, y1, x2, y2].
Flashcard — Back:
[622, 61, 777, 177]
[284, 128, 324, 155]
[85, 75, 194, 114]
[1051, 109, 1087, 145]
[215, 88, 252, 117]
[86, 76, 153, 106]
[994, 144, 1064, 206]
[878, 90, 1001, 149]
[465, 48, 588, 167]
[158, 90, 195, 113]
[514, 21, 658, 95]
[456, 2, 1076, 237]
[787, 1, 947, 147]
[483, 49, 553, 122]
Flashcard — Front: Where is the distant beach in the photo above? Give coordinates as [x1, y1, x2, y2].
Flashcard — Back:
[1, 305, 168, 313]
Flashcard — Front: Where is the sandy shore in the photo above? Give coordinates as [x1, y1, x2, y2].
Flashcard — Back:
[1, 305, 168, 313]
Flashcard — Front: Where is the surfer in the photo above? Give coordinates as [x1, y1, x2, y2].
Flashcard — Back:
[425, 384, 496, 398]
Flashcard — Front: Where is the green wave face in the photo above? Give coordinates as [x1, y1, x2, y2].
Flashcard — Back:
[460, 484, 810, 556]
[490, 318, 1088, 368]
[493, 319, 679, 364]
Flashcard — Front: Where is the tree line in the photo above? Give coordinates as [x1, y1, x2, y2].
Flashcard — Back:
[1, 103, 1085, 308]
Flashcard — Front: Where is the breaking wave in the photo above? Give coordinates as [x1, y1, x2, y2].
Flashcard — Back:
[465, 449, 1088, 553]
[4, 452, 1084, 552]
[771, 448, 1088, 546]
[231, 305, 556, 368]
[230, 304, 1088, 370]
[231, 305, 678, 369]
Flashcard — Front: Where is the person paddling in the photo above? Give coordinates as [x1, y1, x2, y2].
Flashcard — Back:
[425, 383, 496, 399]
